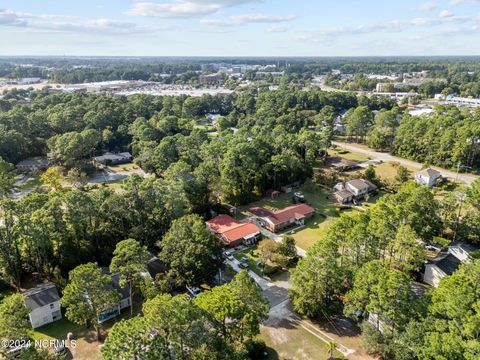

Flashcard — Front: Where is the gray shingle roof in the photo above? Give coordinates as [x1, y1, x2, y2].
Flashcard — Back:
[23, 283, 60, 311]
[417, 168, 441, 178]
[434, 253, 461, 276]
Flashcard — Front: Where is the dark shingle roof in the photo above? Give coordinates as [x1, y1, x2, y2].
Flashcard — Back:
[101, 268, 130, 300]
[23, 283, 60, 311]
[147, 256, 168, 278]
[110, 273, 130, 299]
[434, 253, 462, 276]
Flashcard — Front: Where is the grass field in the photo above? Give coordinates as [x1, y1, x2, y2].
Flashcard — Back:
[259, 181, 339, 218]
[372, 162, 415, 181]
[291, 217, 338, 251]
[245, 181, 356, 251]
[328, 147, 371, 162]
[29, 318, 102, 360]
[261, 322, 344, 360]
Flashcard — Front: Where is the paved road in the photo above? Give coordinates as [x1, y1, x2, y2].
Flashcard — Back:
[332, 141, 479, 186]
[226, 256, 364, 358]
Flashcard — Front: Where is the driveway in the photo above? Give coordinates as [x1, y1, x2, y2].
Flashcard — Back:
[226, 254, 369, 359]
[333, 141, 479, 186]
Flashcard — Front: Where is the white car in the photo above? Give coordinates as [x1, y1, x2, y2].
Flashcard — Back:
[186, 285, 202, 297]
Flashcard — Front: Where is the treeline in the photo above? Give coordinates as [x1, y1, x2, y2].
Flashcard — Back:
[393, 106, 480, 169]
[0, 86, 366, 286]
[0, 175, 190, 288]
[290, 180, 480, 359]
[341, 104, 480, 170]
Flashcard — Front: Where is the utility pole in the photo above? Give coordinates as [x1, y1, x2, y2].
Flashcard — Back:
[453, 191, 466, 242]
[455, 161, 461, 184]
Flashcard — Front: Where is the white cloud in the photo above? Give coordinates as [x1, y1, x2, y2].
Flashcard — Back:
[126, 0, 258, 18]
[297, 12, 477, 42]
[0, 9, 172, 34]
[419, 1, 436, 11]
[201, 13, 296, 26]
[450, 0, 480, 4]
[267, 25, 288, 32]
[439, 10, 454, 18]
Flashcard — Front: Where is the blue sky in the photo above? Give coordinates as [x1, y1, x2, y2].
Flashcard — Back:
[1, 0, 479, 56]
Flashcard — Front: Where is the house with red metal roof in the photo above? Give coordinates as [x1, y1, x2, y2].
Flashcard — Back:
[249, 204, 315, 233]
[206, 214, 261, 247]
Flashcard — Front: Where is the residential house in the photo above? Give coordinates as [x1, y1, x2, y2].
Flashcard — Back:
[249, 204, 315, 233]
[23, 283, 62, 329]
[206, 214, 261, 247]
[93, 152, 132, 166]
[97, 272, 131, 323]
[332, 190, 354, 204]
[327, 157, 359, 171]
[345, 179, 377, 197]
[423, 242, 478, 287]
[448, 242, 480, 262]
[332, 179, 377, 204]
[415, 168, 441, 188]
[423, 253, 462, 288]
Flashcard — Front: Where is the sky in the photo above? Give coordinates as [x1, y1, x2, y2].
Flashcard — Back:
[0, 0, 480, 56]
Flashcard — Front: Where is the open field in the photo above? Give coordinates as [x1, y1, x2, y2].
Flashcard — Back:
[328, 147, 371, 162]
[291, 217, 338, 251]
[0, 83, 65, 91]
[371, 161, 415, 181]
[261, 300, 372, 360]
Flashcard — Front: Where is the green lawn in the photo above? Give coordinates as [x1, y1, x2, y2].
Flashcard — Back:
[259, 181, 339, 218]
[261, 319, 345, 360]
[29, 318, 83, 341]
[328, 147, 371, 162]
[243, 181, 357, 251]
[194, 124, 215, 132]
[255, 181, 358, 251]
[290, 216, 337, 251]
[107, 162, 138, 172]
[372, 162, 416, 181]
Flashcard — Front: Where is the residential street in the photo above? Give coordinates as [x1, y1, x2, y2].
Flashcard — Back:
[332, 141, 479, 185]
[225, 256, 366, 358]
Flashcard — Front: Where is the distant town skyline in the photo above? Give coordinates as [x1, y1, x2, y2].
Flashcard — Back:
[1, 0, 480, 56]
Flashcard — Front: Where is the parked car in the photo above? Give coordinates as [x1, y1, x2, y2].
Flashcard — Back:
[226, 255, 234, 261]
[186, 285, 202, 297]
[240, 256, 249, 263]
[293, 192, 306, 203]
[239, 263, 249, 269]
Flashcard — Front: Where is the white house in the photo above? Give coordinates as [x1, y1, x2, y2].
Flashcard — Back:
[23, 283, 62, 329]
[448, 242, 480, 262]
[415, 168, 441, 188]
[423, 242, 478, 287]
[345, 179, 377, 197]
[97, 272, 131, 323]
[423, 253, 462, 287]
[332, 179, 377, 204]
